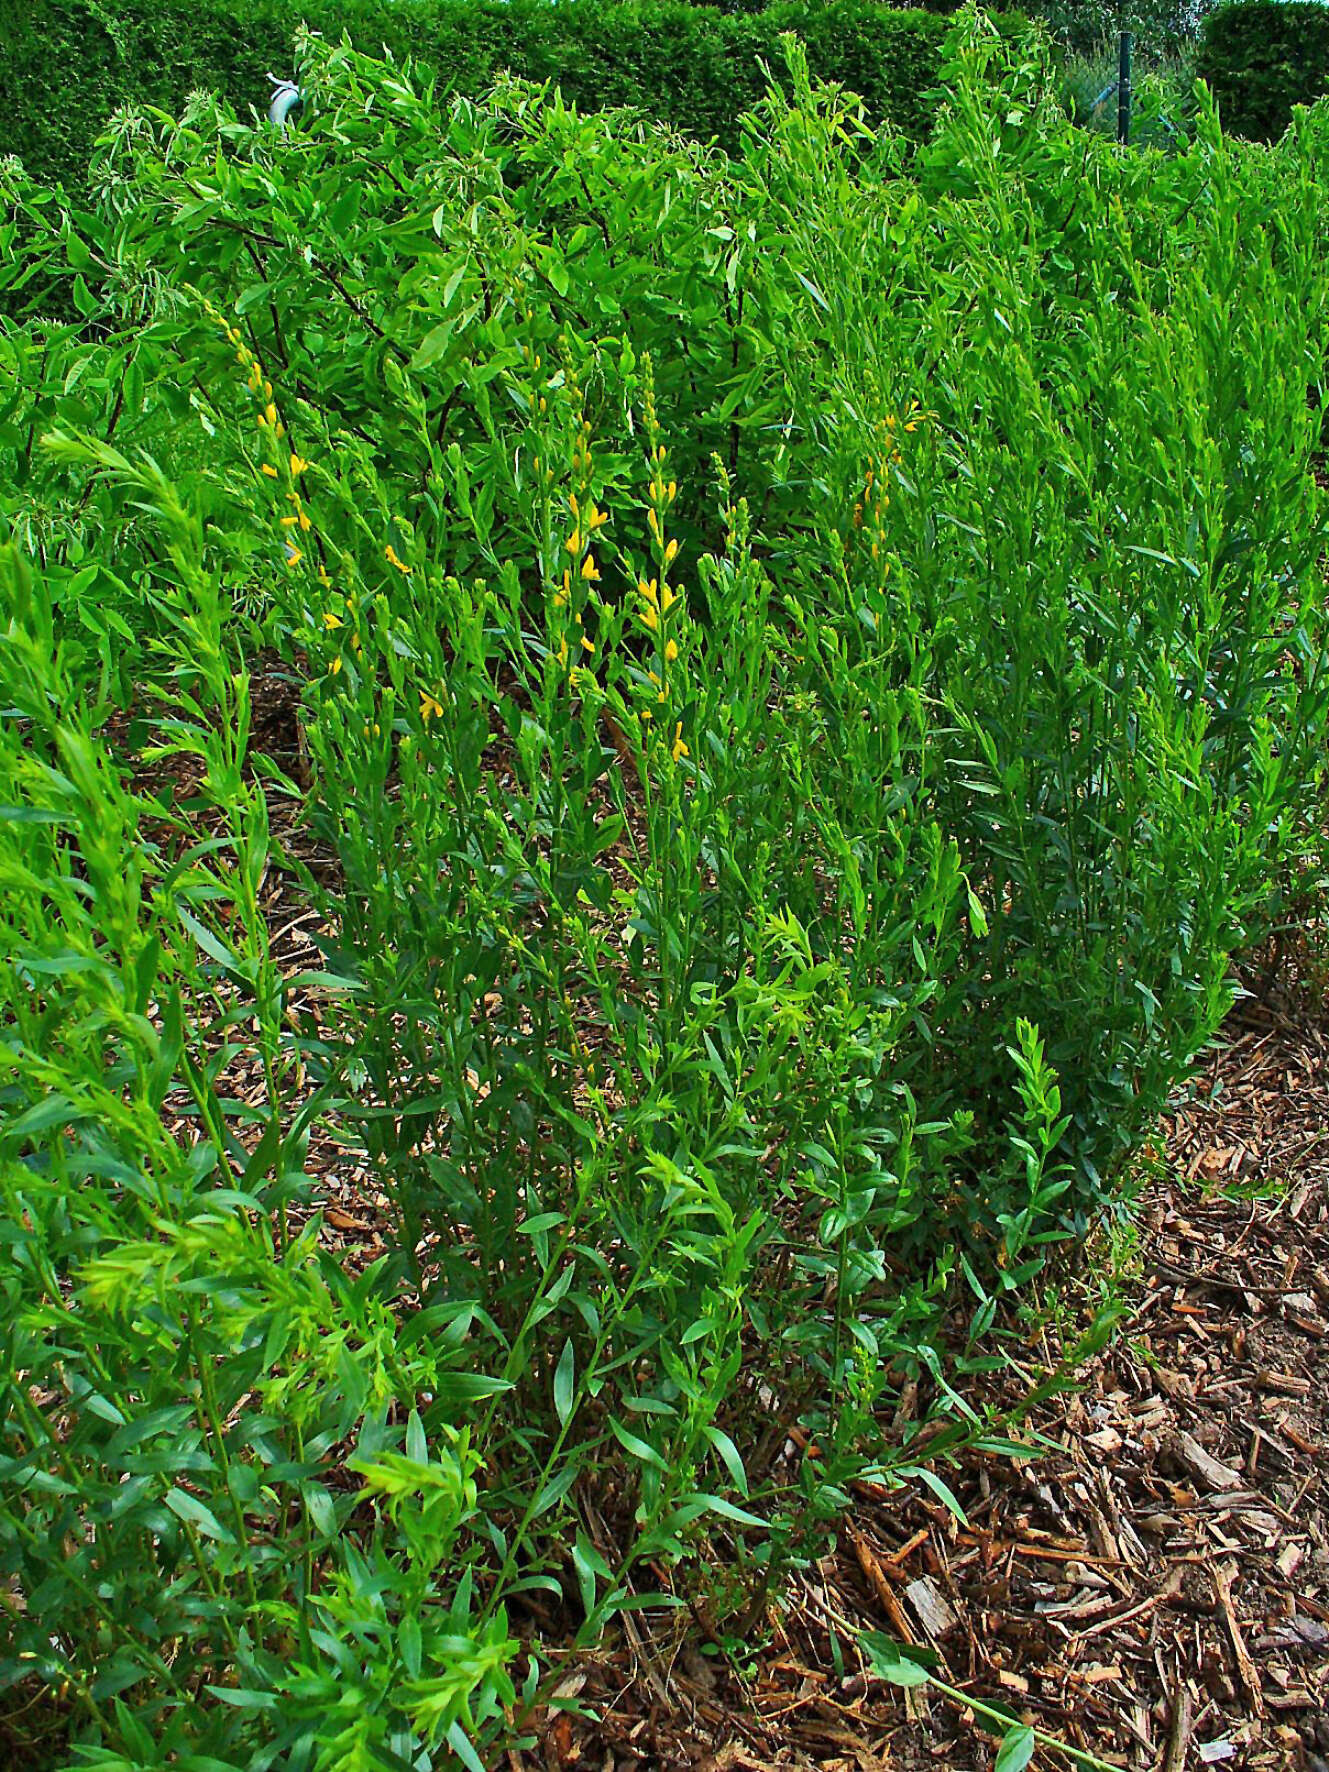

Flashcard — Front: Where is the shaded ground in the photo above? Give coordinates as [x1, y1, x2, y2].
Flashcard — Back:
[542, 991, 1329, 1771]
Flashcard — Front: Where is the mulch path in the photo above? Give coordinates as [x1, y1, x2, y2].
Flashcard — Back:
[543, 989, 1329, 1772]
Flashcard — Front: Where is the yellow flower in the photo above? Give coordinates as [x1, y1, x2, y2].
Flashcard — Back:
[280, 515, 299, 529]
[664, 538, 680, 566]
[639, 578, 659, 606]
[264, 403, 278, 427]
[556, 638, 569, 668]
[322, 610, 343, 629]
[553, 589, 567, 609]
[639, 708, 652, 723]
[565, 531, 582, 556]
[260, 463, 279, 479]
[580, 634, 594, 653]
[420, 691, 445, 722]
[665, 639, 678, 662]
[569, 492, 579, 517]
[585, 501, 608, 531]
[581, 553, 600, 582]
[672, 722, 689, 762]
[639, 605, 659, 632]
[661, 587, 678, 613]
[385, 544, 411, 575]
[329, 656, 343, 676]
[290, 454, 309, 475]
[286, 548, 304, 570]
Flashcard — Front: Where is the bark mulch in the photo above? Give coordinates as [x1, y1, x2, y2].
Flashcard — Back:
[541, 988, 1329, 1772]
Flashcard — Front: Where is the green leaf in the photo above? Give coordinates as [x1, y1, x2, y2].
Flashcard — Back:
[860, 1632, 932, 1688]
[553, 1338, 575, 1428]
[164, 1486, 235, 1544]
[995, 1725, 1036, 1771]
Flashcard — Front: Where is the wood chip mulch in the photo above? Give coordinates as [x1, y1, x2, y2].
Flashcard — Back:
[541, 988, 1329, 1772]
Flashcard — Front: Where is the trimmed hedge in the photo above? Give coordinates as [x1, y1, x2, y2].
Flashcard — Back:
[0, 0, 1018, 197]
[1196, 1, 1329, 141]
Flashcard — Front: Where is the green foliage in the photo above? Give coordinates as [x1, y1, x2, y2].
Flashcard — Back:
[3, 16, 1329, 1766]
[0, 0, 1011, 199]
[1197, 0, 1329, 140]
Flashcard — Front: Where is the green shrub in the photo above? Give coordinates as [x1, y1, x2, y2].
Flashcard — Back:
[1197, 0, 1329, 139]
[0, 0, 1016, 197]
[4, 18, 1329, 1766]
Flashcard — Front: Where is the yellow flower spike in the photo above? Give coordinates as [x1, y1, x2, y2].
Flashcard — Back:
[260, 463, 279, 479]
[657, 688, 667, 702]
[569, 492, 579, 516]
[664, 538, 680, 566]
[329, 656, 343, 676]
[322, 610, 343, 629]
[539, 397, 547, 414]
[648, 669, 661, 686]
[586, 502, 608, 530]
[420, 691, 446, 723]
[581, 634, 595, 653]
[286, 548, 304, 570]
[290, 454, 309, 475]
[257, 413, 269, 431]
[264, 403, 278, 427]
[666, 481, 677, 504]
[639, 605, 659, 632]
[299, 512, 312, 532]
[647, 509, 661, 542]
[581, 553, 600, 582]
[275, 424, 285, 440]
[385, 545, 411, 576]
[280, 515, 299, 529]
[264, 380, 273, 399]
[672, 722, 689, 762]
[565, 531, 582, 556]
[661, 587, 678, 613]
[665, 639, 679, 662]
[639, 578, 659, 605]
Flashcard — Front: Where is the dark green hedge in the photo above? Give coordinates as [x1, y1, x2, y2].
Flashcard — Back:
[0, 0, 1015, 198]
[1196, 1, 1329, 141]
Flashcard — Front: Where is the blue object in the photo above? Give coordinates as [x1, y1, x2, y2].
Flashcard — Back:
[268, 76, 302, 129]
